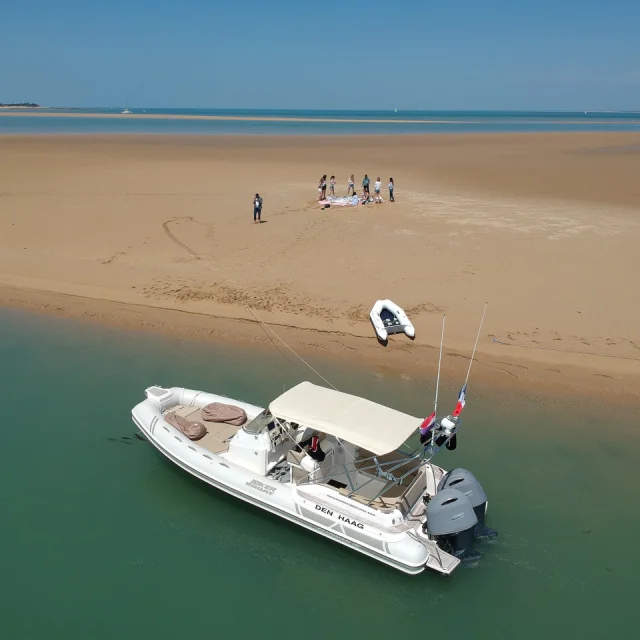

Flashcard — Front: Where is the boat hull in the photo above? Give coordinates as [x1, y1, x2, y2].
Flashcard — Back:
[131, 388, 456, 575]
[137, 424, 427, 574]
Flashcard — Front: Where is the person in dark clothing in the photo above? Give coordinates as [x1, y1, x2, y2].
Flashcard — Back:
[253, 193, 263, 223]
[296, 432, 326, 462]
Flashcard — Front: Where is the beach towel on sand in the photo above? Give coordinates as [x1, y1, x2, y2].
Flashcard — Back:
[165, 412, 207, 441]
[318, 195, 360, 207]
[202, 402, 247, 426]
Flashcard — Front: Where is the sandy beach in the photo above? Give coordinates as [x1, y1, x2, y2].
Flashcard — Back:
[1, 133, 639, 403]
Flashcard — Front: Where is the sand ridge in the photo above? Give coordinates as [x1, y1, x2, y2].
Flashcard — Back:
[3, 111, 640, 126]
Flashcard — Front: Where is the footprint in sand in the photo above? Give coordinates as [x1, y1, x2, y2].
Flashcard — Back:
[100, 251, 126, 265]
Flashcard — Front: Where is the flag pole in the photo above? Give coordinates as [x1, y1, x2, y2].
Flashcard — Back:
[464, 302, 488, 386]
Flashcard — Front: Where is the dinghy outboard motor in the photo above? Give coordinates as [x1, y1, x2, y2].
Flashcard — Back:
[424, 488, 478, 558]
[438, 468, 496, 538]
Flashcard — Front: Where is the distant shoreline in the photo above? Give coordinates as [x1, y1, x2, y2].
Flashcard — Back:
[1, 110, 639, 126]
[0, 111, 491, 125]
[0, 105, 43, 109]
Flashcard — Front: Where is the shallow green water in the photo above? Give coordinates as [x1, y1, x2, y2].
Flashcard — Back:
[1, 309, 638, 638]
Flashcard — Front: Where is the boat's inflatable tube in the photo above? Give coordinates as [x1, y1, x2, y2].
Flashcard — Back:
[370, 299, 415, 342]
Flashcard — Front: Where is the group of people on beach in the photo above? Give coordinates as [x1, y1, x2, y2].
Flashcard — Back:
[318, 174, 395, 204]
[252, 173, 396, 223]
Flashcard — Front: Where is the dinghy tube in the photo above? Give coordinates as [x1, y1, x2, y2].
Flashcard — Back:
[370, 299, 415, 342]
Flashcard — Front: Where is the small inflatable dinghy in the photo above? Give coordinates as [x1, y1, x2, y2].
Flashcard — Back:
[370, 299, 415, 342]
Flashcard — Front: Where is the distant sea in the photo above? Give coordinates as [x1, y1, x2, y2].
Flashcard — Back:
[2, 108, 640, 135]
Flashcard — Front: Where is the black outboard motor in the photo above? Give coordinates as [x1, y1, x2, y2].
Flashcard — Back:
[438, 468, 496, 539]
[424, 488, 478, 558]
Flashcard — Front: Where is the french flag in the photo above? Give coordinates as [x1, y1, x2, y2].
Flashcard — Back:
[452, 384, 467, 418]
[419, 411, 436, 436]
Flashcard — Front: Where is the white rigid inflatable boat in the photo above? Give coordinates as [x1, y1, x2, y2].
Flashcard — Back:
[132, 382, 493, 575]
[370, 299, 415, 342]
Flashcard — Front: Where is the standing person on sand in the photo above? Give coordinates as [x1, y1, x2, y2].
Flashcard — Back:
[362, 174, 370, 196]
[329, 175, 336, 196]
[253, 193, 263, 223]
[347, 174, 355, 196]
[374, 177, 382, 203]
[388, 177, 395, 202]
[321, 175, 327, 199]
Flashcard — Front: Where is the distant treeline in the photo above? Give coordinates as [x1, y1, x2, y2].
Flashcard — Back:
[0, 102, 41, 107]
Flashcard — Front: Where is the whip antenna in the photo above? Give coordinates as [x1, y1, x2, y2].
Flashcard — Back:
[434, 314, 445, 415]
[464, 302, 488, 386]
[450, 302, 488, 420]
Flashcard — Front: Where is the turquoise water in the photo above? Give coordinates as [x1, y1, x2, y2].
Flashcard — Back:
[1, 307, 638, 638]
[2, 108, 640, 135]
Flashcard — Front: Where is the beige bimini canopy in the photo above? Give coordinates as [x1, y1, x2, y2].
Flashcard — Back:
[269, 381, 421, 456]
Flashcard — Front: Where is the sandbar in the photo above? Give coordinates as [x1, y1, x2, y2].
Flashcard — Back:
[2, 111, 639, 125]
[1, 133, 639, 403]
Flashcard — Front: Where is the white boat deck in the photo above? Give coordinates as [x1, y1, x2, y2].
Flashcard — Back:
[169, 405, 243, 454]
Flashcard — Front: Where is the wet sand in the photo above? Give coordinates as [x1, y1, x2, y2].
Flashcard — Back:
[1, 133, 639, 402]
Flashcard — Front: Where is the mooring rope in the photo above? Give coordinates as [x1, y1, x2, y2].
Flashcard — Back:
[243, 303, 339, 391]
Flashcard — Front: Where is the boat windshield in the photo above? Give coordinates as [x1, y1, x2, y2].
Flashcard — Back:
[243, 410, 275, 435]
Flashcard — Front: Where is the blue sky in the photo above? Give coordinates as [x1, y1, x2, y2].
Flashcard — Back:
[1, 0, 638, 110]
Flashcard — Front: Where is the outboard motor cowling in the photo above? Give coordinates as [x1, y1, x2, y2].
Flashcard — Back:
[425, 488, 478, 558]
[438, 468, 490, 536]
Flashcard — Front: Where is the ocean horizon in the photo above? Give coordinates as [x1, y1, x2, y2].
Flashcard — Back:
[2, 107, 640, 135]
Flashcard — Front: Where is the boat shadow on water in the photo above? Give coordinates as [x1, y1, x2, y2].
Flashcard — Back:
[107, 432, 147, 445]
